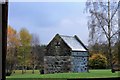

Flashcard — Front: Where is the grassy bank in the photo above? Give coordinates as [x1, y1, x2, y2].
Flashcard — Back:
[6, 69, 119, 79]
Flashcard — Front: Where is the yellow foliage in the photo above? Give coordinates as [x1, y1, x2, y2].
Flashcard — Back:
[89, 51, 107, 60]
[89, 53, 108, 69]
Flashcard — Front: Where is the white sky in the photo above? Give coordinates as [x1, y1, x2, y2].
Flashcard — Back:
[8, 2, 89, 45]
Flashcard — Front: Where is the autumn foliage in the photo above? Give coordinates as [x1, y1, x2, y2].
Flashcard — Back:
[7, 26, 20, 47]
[89, 53, 108, 69]
[6, 25, 42, 75]
[7, 26, 33, 74]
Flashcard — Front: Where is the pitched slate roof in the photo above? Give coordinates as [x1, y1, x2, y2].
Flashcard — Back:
[60, 35, 88, 51]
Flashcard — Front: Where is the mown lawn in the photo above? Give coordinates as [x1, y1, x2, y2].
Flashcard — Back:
[6, 69, 119, 79]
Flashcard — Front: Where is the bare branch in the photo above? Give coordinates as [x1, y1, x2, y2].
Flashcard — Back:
[110, 30, 119, 39]
[90, 11, 109, 39]
[111, 3, 120, 21]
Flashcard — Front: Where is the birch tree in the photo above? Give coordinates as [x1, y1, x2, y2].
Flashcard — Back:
[86, 0, 120, 72]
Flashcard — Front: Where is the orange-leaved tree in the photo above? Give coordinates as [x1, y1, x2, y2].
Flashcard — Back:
[7, 25, 20, 74]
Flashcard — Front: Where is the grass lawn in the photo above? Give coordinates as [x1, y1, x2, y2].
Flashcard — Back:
[6, 69, 119, 79]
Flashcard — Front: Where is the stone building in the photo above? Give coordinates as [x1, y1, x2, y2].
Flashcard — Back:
[44, 34, 89, 74]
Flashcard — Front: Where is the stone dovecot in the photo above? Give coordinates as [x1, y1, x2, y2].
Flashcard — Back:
[44, 34, 89, 74]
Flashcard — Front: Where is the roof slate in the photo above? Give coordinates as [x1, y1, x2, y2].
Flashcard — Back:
[60, 35, 87, 51]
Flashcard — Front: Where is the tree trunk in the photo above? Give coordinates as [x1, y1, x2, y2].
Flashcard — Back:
[22, 49, 25, 74]
[22, 66, 24, 74]
[108, 40, 113, 70]
[32, 64, 35, 74]
[118, 1, 120, 66]
[32, 57, 35, 74]
[25, 66, 26, 73]
[108, 0, 113, 71]
[118, 41, 120, 65]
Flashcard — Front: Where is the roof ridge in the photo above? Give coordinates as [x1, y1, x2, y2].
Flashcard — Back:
[60, 35, 74, 37]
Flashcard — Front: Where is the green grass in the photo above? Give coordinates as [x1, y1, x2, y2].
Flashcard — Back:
[6, 69, 119, 79]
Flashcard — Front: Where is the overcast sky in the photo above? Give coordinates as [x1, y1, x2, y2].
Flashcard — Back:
[8, 2, 89, 45]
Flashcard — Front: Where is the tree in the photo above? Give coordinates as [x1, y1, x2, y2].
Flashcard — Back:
[31, 33, 40, 74]
[37, 45, 46, 67]
[86, 0, 120, 72]
[19, 28, 32, 74]
[88, 43, 109, 60]
[7, 26, 20, 74]
[89, 53, 108, 69]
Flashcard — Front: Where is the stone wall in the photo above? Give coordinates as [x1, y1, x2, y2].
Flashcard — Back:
[46, 34, 71, 56]
[44, 56, 71, 74]
[71, 51, 89, 72]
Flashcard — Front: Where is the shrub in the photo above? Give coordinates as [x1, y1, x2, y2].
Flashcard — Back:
[89, 53, 108, 69]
